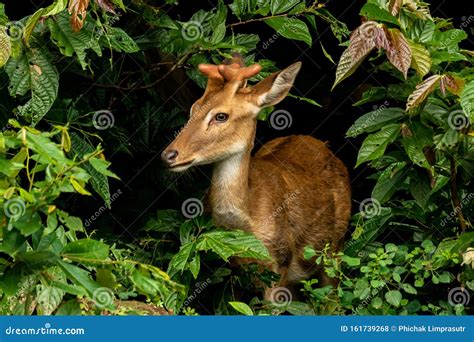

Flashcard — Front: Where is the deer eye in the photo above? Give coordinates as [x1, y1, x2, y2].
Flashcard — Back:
[214, 113, 229, 122]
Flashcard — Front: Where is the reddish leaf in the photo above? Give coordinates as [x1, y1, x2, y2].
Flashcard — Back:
[385, 28, 412, 79]
[440, 75, 465, 96]
[68, 0, 90, 32]
[333, 21, 381, 89]
[406, 75, 442, 112]
[388, 0, 402, 16]
[95, 0, 116, 14]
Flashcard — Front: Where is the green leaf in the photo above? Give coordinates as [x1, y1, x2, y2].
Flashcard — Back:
[25, 131, 67, 164]
[0, 4, 8, 25]
[401, 283, 418, 295]
[265, 17, 312, 46]
[460, 80, 474, 123]
[61, 239, 109, 261]
[346, 107, 405, 137]
[270, 0, 300, 15]
[402, 122, 433, 168]
[65, 216, 84, 231]
[36, 285, 64, 315]
[229, 301, 254, 315]
[372, 162, 408, 204]
[70, 133, 111, 207]
[100, 27, 140, 53]
[6, 49, 59, 125]
[89, 157, 120, 179]
[24, 0, 68, 43]
[408, 40, 431, 77]
[371, 296, 383, 309]
[47, 12, 102, 70]
[167, 242, 196, 277]
[356, 124, 400, 167]
[0, 26, 11, 67]
[385, 290, 402, 307]
[16, 250, 59, 270]
[13, 210, 42, 236]
[341, 255, 360, 266]
[56, 299, 82, 315]
[57, 259, 101, 295]
[287, 93, 322, 107]
[210, 21, 226, 44]
[189, 254, 200, 279]
[360, 2, 399, 25]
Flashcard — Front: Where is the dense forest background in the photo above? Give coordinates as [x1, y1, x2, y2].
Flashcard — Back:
[0, 0, 472, 315]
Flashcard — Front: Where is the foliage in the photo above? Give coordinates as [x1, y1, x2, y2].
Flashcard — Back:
[0, 0, 472, 316]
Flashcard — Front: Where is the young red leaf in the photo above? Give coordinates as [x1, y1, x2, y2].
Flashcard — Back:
[385, 28, 412, 79]
[68, 0, 90, 32]
[406, 75, 442, 111]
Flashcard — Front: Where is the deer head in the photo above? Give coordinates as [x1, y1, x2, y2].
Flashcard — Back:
[161, 53, 302, 171]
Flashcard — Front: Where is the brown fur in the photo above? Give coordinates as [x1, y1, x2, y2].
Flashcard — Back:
[162, 55, 351, 297]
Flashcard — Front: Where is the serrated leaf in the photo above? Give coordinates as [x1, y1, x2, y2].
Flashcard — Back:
[48, 11, 102, 70]
[89, 157, 119, 179]
[167, 242, 196, 277]
[460, 80, 474, 123]
[408, 40, 431, 77]
[0, 27, 11, 67]
[265, 17, 311, 46]
[406, 75, 442, 112]
[356, 124, 401, 167]
[385, 28, 411, 79]
[346, 107, 405, 137]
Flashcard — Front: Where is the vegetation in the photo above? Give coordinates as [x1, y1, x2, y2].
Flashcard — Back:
[0, 0, 472, 315]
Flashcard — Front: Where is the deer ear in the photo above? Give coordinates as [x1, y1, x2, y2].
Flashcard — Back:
[252, 62, 302, 108]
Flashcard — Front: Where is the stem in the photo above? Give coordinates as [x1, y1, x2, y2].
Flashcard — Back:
[448, 156, 467, 232]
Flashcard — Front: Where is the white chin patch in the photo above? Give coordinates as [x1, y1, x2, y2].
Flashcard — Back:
[170, 163, 193, 172]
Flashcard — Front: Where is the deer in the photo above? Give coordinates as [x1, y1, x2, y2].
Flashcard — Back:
[161, 53, 351, 301]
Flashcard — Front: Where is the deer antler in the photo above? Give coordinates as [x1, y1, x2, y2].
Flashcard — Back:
[198, 53, 261, 93]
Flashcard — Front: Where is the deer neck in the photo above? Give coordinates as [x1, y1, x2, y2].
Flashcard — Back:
[209, 148, 253, 230]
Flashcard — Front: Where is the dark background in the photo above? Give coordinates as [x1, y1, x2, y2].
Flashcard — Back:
[3, 0, 472, 238]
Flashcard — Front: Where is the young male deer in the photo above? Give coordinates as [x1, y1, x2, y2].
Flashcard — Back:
[162, 54, 351, 300]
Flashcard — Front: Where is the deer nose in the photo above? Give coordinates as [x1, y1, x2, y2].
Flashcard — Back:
[161, 149, 179, 165]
